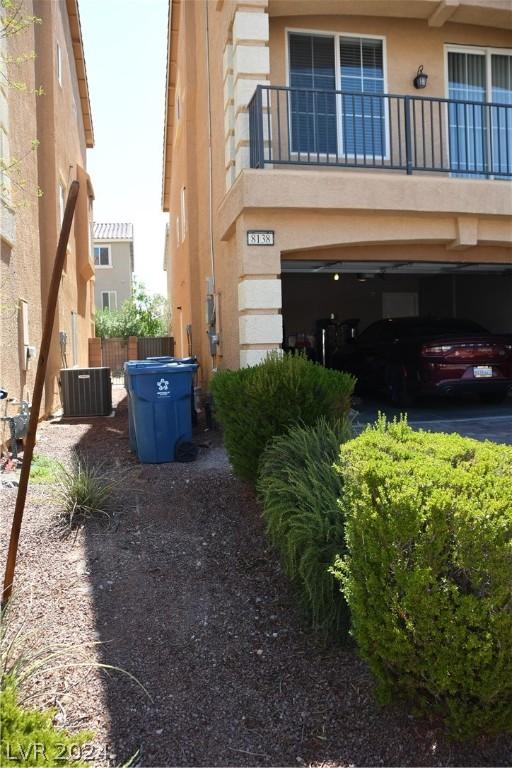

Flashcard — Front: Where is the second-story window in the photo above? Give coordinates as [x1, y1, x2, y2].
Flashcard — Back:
[56, 42, 62, 87]
[94, 245, 111, 267]
[288, 32, 385, 158]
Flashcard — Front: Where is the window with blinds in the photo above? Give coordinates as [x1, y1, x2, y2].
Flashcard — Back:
[288, 32, 386, 157]
[340, 36, 385, 156]
[289, 33, 337, 154]
[448, 48, 512, 177]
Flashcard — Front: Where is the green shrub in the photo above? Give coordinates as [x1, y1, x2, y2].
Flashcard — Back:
[332, 416, 512, 738]
[1, 676, 92, 766]
[258, 417, 352, 637]
[210, 352, 355, 484]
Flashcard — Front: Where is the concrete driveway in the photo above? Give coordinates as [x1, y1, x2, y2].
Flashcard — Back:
[355, 395, 512, 444]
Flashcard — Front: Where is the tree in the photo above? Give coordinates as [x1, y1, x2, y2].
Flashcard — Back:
[94, 281, 170, 339]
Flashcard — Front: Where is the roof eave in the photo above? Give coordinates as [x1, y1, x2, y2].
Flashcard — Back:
[66, 0, 94, 148]
[162, 0, 180, 213]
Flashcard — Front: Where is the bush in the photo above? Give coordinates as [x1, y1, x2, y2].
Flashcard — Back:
[258, 417, 352, 637]
[332, 416, 512, 737]
[1, 677, 92, 766]
[210, 352, 355, 484]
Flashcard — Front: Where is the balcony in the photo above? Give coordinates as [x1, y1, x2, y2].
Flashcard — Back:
[248, 85, 512, 178]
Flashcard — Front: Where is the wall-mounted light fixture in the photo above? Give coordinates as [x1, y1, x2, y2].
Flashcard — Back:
[333, 273, 340, 281]
[413, 65, 428, 89]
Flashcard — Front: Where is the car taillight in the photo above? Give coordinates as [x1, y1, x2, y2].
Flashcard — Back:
[422, 344, 453, 356]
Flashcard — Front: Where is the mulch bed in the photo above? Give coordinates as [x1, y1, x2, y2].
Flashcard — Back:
[1, 390, 511, 767]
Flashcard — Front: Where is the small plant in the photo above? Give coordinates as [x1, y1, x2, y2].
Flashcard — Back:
[29, 454, 60, 484]
[54, 453, 118, 528]
[332, 416, 512, 738]
[1, 676, 92, 766]
[1, 597, 147, 766]
[210, 352, 355, 484]
[258, 417, 352, 637]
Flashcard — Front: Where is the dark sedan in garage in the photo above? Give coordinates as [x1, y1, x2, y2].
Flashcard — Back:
[341, 317, 512, 407]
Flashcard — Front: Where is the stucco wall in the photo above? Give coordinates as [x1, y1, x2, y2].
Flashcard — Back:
[0, 2, 42, 430]
[0, 0, 94, 423]
[34, 0, 94, 413]
[93, 241, 133, 309]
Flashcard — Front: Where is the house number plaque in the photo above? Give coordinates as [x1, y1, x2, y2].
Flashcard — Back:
[247, 230, 274, 246]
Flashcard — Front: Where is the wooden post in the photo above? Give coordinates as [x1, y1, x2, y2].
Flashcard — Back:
[2, 181, 80, 608]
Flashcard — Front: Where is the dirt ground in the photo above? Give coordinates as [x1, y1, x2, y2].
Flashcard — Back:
[1, 389, 512, 768]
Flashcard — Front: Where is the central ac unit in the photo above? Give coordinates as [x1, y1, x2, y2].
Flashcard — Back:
[60, 367, 112, 417]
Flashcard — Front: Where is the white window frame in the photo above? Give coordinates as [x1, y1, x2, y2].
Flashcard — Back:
[444, 43, 512, 178]
[101, 290, 117, 311]
[180, 186, 187, 242]
[285, 28, 389, 163]
[58, 181, 66, 227]
[56, 42, 62, 87]
[94, 244, 112, 268]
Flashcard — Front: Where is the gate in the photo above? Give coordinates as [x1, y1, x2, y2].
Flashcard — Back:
[100, 338, 129, 380]
[89, 336, 175, 384]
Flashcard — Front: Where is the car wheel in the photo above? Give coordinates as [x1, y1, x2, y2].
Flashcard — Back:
[478, 391, 508, 405]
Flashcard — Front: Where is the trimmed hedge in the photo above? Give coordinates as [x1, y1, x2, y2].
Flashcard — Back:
[332, 417, 512, 738]
[258, 417, 352, 638]
[210, 352, 355, 484]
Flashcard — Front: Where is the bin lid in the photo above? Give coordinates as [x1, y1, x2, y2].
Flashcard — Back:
[125, 361, 197, 375]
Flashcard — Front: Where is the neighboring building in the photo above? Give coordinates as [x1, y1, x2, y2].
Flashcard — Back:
[0, 0, 94, 416]
[93, 222, 134, 311]
[162, 0, 512, 389]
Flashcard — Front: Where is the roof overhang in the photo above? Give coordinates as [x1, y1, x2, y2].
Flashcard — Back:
[162, 0, 180, 212]
[268, 0, 512, 30]
[66, 0, 94, 148]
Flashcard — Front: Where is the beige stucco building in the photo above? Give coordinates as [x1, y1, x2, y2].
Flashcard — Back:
[93, 222, 134, 312]
[162, 0, 512, 389]
[0, 0, 94, 419]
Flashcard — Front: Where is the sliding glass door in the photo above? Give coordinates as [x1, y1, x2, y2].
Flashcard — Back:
[448, 48, 512, 177]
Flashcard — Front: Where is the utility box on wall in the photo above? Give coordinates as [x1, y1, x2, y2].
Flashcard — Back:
[60, 367, 112, 417]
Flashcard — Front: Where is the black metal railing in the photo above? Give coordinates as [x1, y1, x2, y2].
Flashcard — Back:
[248, 84, 512, 177]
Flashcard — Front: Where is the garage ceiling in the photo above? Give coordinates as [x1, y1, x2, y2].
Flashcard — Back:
[281, 260, 512, 275]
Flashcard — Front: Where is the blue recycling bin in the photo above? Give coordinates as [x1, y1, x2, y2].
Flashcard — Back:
[124, 361, 198, 463]
[124, 360, 154, 453]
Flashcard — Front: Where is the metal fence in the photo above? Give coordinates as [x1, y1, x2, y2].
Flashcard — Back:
[97, 336, 175, 384]
[249, 85, 512, 177]
[137, 336, 175, 359]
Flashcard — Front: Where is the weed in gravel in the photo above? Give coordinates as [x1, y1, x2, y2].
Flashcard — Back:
[54, 452, 120, 530]
[29, 454, 61, 485]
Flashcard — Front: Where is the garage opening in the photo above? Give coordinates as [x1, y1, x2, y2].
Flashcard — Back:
[281, 258, 512, 410]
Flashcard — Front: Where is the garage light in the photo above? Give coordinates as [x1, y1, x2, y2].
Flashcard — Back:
[413, 65, 428, 89]
[333, 273, 340, 281]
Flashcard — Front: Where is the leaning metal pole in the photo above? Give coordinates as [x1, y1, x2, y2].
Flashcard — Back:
[2, 180, 80, 608]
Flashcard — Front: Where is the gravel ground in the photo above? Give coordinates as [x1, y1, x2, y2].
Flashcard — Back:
[1, 389, 512, 767]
